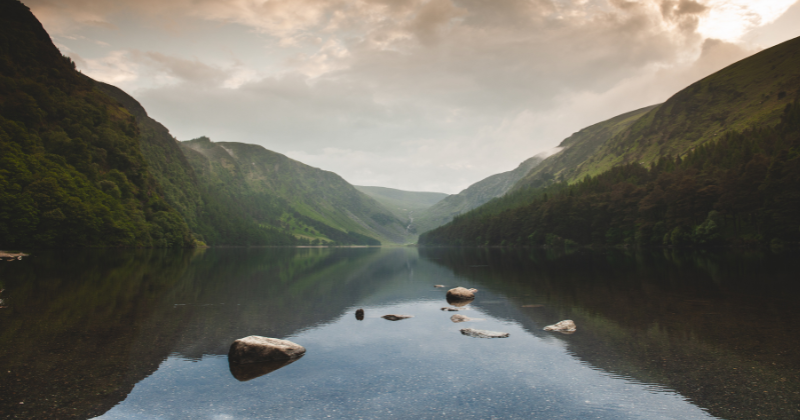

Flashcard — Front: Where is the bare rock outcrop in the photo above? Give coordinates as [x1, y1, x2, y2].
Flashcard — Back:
[460, 328, 509, 339]
[228, 336, 306, 365]
[382, 314, 413, 321]
[543, 320, 577, 333]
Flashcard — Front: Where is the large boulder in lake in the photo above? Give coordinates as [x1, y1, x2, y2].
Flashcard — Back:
[228, 336, 306, 365]
[543, 320, 577, 333]
[460, 328, 509, 339]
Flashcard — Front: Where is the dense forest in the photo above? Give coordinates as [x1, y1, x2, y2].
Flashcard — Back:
[0, 0, 193, 248]
[420, 98, 800, 248]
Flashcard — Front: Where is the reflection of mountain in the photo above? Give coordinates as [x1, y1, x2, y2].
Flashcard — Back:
[0, 247, 414, 419]
[420, 248, 800, 420]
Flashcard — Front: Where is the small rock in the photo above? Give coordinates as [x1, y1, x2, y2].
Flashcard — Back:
[382, 314, 413, 321]
[446, 287, 478, 301]
[355, 308, 364, 321]
[543, 320, 577, 333]
[450, 314, 472, 323]
[440, 307, 462, 311]
[434, 284, 446, 288]
[460, 328, 509, 339]
[228, 336, 306, 364]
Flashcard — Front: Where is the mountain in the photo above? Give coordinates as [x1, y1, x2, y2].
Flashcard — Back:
[354, 185, 447, 228]
[412, 155, 544, 234]
[515, 36, 800, 190]
[421, 36, 800, 247]
[95, 83, 300, 246]
[0, 0, 193, 248]
[513, 105, 657, 190]
[180, 138, 410, 245]
[0, 0, 406, 247]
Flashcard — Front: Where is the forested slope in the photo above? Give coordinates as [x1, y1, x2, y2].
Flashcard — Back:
[0, 0, 192, 248]
[524, 35, 800, 185]
[97, 84, 298, 246]
[420, 99, 800, 247]
[412, 155, 544, 234]
[181, 138, 407, 245]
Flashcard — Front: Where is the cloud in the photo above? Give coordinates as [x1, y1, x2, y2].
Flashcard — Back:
[32, 0, 800, 192]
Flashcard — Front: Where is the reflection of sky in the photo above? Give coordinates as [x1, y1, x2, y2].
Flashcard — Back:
[96, 298, 717, 418]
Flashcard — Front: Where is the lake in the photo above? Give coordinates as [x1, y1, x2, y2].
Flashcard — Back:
[1, 247, 798, 419]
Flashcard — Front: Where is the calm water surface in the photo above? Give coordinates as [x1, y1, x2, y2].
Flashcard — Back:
[1, 247, 798, 419]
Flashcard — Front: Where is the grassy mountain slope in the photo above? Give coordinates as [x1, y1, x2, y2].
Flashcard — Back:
[514, 105, 657, 190]
[355, 185, 447, 221]
[97, 82, 301, 246]
[569, 35, 800, 181]
[181, 138, 410, 244]
[413, 155, 544, 234]
[0, 0, 192, 248]
[421, 36, 800, 248]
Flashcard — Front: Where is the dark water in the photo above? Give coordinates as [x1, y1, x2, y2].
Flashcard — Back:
[1, 247, 799, 420]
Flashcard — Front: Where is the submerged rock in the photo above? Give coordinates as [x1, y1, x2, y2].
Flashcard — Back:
[228, 336, 306, 365]
[543, 320, 577, 333]
[434, 284, 446, 288]
[460, 328, 509, 339]
[382, 314, 413, 321]
[228, 356, 302, 381]
[446, 287, 478, 300]
[450, 314, 473, 323]
[355, 308, 364, 321]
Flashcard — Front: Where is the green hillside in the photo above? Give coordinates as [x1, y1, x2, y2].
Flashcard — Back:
[96, 83, 299, 246]
[181, 138, 410, 245]
[513, 105, 657, 190]
[570, 35, 800, 181]
[421, 36, 800, 248]
[0, 0, 192, 248]
[412, 155, 544, 234]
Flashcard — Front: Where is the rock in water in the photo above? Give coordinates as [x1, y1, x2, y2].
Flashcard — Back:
[228, 336, 306, 364]
[460, 328, 509, 339]
[355, 308, 364, 321]
[450, 314, 472, 323]
[441, 307, 462, 311]
[543, 320, 577, 333]
[382, 314, 413, 321]
[446, 287, 478, 300]
[434, 285, 446, 288]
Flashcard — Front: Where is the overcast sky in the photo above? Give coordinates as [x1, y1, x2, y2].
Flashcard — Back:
[28, 0, 800, 193]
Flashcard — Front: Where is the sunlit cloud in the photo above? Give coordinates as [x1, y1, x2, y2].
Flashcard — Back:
[696, 0, 797, 41]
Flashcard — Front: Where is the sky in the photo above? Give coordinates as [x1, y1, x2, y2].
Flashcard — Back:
[27, 0, 800, 194]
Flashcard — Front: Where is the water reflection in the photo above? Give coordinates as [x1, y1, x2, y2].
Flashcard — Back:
[0, 247, 796, 419]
